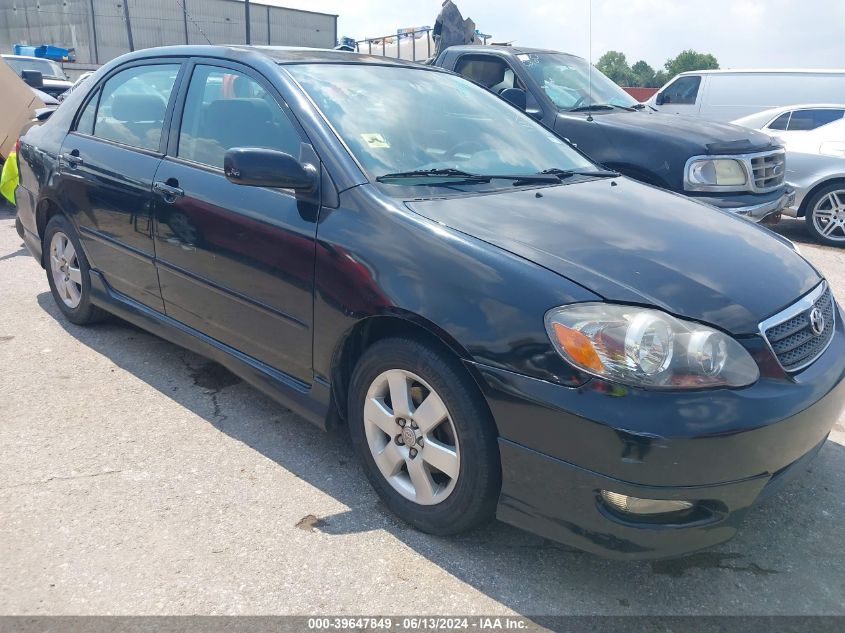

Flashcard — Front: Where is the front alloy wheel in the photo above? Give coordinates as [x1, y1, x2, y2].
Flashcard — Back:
[349, 337, 501, 536]
[363, 369, 460, 505]
[806, 185, 845, 246]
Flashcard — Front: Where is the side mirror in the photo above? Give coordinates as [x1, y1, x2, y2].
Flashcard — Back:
[21, 70, 44, 89]
[655, 92, 668, 106]
[224, 147, 316, 190]
[500, 88, 527, 111]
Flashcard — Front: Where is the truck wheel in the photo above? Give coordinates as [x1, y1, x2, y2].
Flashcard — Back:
[348, 337, 501, 535]
[805, 183, 845, 246]
[44, 215, 108, 325]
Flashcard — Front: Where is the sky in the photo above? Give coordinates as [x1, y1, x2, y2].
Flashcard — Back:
[262, 0, 845, 70]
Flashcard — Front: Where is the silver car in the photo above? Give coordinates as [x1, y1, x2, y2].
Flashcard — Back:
[735, 110, 845, 246]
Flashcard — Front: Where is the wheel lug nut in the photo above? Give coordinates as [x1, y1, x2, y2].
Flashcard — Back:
[397, 418, 406, 427]
[395, 435, 404, 446]
[409, 448, 418, 458]
[410, 421, 418, 430]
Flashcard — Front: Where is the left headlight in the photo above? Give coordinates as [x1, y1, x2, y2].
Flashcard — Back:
[685, 158, 748, 190]
[545, 304, 759, 389]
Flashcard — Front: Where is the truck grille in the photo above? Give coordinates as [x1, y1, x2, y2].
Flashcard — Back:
[762, 284, 835, 372]
[750, 151, 786, 192]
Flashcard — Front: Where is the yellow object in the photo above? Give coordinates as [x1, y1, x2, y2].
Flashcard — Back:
[552, 322, 605, 372]
[1, 151, 19, 205]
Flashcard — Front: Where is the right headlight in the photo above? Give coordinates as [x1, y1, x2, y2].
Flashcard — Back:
[685, 158, 748, 190]
[545, 304, 759, 389]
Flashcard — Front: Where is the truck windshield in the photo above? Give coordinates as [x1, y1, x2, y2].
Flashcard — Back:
[2, 56, 66, 80]
[286, 64, 596, 185]
[516, 52, 638, 112]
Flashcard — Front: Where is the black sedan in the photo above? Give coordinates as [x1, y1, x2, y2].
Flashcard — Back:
[13, 46, 845, 559]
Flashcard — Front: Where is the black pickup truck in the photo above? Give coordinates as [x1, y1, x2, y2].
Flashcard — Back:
[433, 46, 794, 223]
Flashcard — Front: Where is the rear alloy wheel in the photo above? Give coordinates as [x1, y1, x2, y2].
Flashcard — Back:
[49, 231, 83, 309]
[44, 215, 108, 325]
[805, 185, 845, 246]
[349, 337, 501, 536]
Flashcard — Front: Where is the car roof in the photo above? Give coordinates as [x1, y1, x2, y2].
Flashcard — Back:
[119, 45, 435, 69]
[677, 68, 845, 76]
[443, 45, 584, 60]
[2, 54, 59, 62]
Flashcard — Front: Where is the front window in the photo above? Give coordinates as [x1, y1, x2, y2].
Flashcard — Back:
[515, 53, 638, 111]
[3, 56, 66, 80]
[286, 64, 595, 186]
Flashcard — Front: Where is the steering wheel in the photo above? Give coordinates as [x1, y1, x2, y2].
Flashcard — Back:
[443, 140, 486, 161]
[570, 95, 587, 109]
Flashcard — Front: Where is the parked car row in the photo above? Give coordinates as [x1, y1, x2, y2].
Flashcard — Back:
[13, 45, 845, 560]
[432, 45, 794, 224]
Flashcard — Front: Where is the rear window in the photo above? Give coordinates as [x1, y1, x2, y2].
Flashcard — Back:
[786, 109, 845, 131]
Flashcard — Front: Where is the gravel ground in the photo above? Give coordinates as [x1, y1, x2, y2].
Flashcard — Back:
[1, 207, 844, 617]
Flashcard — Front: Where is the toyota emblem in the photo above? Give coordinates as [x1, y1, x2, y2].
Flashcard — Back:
[810, 307, 825, 336]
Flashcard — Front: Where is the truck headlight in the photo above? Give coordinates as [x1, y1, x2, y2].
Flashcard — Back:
[545, 304, 759, 389]
[685, 158, 748, 190]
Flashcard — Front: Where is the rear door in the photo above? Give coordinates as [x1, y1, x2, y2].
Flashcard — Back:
[58, 61, 184, 310]
[152, 60, 318, 383]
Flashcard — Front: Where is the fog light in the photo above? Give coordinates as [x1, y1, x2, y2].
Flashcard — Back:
[601, 490, 694, 515]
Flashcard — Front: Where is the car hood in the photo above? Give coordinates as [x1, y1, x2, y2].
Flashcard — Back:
[404, 177, 820, 335]
[580, 110, 779, 154]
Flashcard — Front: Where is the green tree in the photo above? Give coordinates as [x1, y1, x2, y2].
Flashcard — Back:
[630, 60, 655, 87]
[596, 50, 633, 86]
[664, 49, 719, 80]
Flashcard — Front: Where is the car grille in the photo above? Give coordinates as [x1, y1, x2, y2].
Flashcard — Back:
[750, 151, 786, 192]
[763, 284, 835, 372]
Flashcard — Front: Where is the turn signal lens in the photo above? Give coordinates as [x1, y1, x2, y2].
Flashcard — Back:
[551, 322, 604, 372]
[601, 490, 694, 515]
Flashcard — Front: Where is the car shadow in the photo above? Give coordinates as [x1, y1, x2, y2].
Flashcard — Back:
[35, 292, 845, 617]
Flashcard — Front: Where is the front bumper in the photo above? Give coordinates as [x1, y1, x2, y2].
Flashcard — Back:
[690, 188, 795, 223]
[471, 306, 845, 559]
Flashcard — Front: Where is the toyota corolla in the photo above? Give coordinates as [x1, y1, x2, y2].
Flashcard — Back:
[14, 46, 845, 559]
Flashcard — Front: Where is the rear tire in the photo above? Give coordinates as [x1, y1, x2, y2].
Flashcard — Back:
[44, 215, 108, 325]
[804, 183, 845, 246]
[348, 337, 501, 535]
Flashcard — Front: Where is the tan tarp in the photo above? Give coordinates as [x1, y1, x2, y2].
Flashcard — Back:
[0, 60, 46, 160]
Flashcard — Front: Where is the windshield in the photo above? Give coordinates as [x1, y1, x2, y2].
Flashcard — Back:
[286, 64, 595, 184]
[516, 53, 638, 111]
[3, 56, 66, 80]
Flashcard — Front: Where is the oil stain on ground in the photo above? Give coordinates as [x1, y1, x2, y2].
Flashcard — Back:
[295, 514, 326, 532]
[190, 361, 240, 391]
[651, 552, 779, 578]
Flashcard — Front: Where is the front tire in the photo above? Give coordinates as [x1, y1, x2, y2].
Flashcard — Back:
[348, 337, 501, 536]
[804, 183, 845, 246]
[44, 215, 108, 325]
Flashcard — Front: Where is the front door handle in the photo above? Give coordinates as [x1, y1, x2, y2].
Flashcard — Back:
[153, 181, 184, 202]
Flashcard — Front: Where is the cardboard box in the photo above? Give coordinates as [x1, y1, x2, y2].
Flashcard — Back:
[0, 59, 46, 160]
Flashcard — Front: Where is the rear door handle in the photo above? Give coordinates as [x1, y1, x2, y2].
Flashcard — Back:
[62, 151, 83, 168]
[153, 181, 184, 202]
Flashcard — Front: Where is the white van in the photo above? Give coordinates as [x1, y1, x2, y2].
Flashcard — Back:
[646, 69, 845, 123]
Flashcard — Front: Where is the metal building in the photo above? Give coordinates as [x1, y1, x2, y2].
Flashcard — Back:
[0, 0, 338, 65]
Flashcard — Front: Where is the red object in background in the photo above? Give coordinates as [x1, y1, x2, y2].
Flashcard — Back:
[622, 87, 658, 102]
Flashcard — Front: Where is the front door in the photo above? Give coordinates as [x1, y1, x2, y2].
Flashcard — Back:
[58, 62, 183, 311]
[153, 62, 317, 383]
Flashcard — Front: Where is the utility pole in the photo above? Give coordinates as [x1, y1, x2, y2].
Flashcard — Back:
[122, 0, 135, 52]
[244, 0, 251, 44]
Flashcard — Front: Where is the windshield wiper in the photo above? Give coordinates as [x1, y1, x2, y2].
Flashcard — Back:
[539, 167, 620, 179]
[569, 103, 637, 113]
[376, 168, 560, 185]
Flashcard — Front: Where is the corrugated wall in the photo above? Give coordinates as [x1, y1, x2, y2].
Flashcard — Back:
[0, 0, 337, 65]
